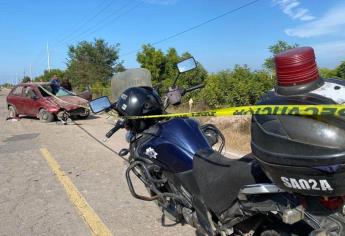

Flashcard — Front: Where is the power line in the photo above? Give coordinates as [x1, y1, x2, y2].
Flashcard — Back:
[78, 2, 143, 39]
[32, 1, 138, 76]
[121, 0, 261, 57]
[30, 0, 261, 76]
[57, 1, 142, 48]
[47, 42, 51, 72]
[31, 44, 48, 65]
[57, 0, 115, 45]
[30, 0, 114, 72]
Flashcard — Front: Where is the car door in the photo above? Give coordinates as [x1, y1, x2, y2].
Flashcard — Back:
[22, 85, 41, 116]
[8, 85, 25, 114]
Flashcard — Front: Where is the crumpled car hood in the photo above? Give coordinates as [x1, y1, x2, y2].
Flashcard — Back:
[45, 96, 88, 111]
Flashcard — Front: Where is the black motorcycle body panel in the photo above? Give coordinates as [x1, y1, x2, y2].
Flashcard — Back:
[252, 91, 345, 196]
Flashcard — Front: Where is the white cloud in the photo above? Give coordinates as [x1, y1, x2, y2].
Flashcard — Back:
[313, 40, 345, 59]
[312, 40, 345, 67]
[274, 0, 315, 21]
[285, 5, 345, 38]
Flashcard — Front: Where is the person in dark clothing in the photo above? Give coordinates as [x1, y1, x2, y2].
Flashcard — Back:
[60, 77, 72, 91]
[50, 74, 60, 95]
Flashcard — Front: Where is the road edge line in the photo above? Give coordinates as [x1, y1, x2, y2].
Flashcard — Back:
[40, 148, 112, 236]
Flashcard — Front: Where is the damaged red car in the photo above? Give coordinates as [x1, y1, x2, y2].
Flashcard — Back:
[6, 82, 90, 122]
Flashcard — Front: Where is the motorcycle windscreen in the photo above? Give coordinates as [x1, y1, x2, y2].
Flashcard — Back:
[111, 68, 152, 100]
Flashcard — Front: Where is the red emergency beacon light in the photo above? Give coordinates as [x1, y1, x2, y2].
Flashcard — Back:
[274, 47, 323, 95]
[275, 47, 319, 86]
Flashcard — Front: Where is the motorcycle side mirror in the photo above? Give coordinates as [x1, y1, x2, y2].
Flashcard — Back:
[89, 96, 112, 114]
[177, 57, 197, 73]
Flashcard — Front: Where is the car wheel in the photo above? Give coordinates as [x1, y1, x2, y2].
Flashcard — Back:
[77, 110, 90, 119]
[38, 109, 55, 123]
[8, 105, 18, 118]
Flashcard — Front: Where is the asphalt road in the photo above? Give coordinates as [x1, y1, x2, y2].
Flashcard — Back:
[0, 88, 194, 236]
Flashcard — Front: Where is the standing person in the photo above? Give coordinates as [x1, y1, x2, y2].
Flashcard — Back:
[50, 74, 60, 95]
[189, 98, 193, 113]
[60, 77, 72, 91]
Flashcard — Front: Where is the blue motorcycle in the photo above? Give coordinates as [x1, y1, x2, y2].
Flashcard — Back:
[89, 57, 345, 236]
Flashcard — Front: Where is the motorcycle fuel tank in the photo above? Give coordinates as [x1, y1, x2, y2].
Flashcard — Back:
[138, 118, 211, 173]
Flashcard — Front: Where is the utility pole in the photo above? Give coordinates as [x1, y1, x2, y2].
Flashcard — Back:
[30, 64, 32, 79]
[46, 42, 51, 72]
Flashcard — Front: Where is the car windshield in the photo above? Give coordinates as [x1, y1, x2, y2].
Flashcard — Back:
[55, 87, 74, 97]
[39, 85, 74, 97]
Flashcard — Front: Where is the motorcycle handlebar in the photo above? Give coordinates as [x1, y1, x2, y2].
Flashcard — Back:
[106, 119, 124, 138]
[182, 84, 204, 95]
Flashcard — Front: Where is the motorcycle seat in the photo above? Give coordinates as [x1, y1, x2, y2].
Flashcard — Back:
[193, 148, 270, 215]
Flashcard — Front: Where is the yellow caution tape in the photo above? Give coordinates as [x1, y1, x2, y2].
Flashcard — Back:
[35, 84, 345, 120]
[126, 104, 345, 119]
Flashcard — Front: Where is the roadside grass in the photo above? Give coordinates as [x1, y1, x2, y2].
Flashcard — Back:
[207, 116, 251, 154]
[167, 103, 251, 154]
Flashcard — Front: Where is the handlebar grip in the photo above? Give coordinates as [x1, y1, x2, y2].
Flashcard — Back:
[106, 126, 121, 138]
[105, 120, 124, 138]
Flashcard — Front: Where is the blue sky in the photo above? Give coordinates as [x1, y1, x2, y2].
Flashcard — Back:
[0, 0, 345, 84]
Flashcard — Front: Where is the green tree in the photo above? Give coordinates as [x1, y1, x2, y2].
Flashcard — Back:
[34, 69, 65, 82]
[0, 83, 13, 88]
[136, 44, 208, 94]
[336, 61, 345, 79]
[22, 76, 31, 83]
[319, 68, 338, 78]
[200, 72, 226, 108]
[66, 39, 123, 90]
[263, 40, 299, 71]
[137, 44, 165, 84]
[201, 65, 274, 108]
